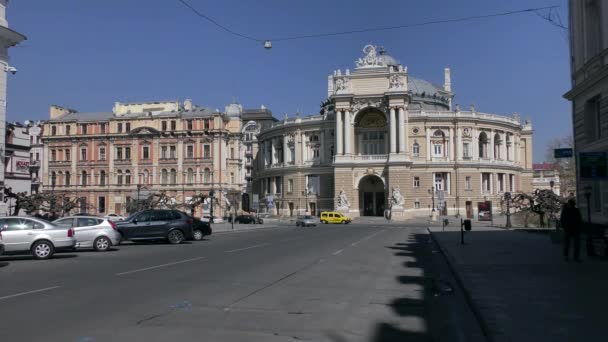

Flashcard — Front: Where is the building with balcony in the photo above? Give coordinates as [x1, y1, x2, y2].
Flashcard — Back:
[255, 45, 534, 219]
[564, 0, 608, 224]
[41, 100, 257, 217]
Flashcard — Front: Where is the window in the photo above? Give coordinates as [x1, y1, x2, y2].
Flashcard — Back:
[187, 168, 194, 183]
[125, 122, 131, 132]
[30, 136, 34, 145]
[187, 145, 194, 159]
[36, 152, 40, 161]
[585, 96, 601, 142]
[230, 172, 235, 184]
[125, 147, 131, 160]
[433, 144, 443, 157]
[81, 124, 88, 135]
[482, 173, 491, 193]
[81, 171, 87, 186]
[412, 143, 420, 157]
[170, 169, 177, 184]
[142, 169, 150, 184]
[142, 146, 150, 159]
[230, 147, 235, 159]
[66, 125, 71, 135]
[99, 146, 105, 161]
[434, 173, 444, 191]
[288, 179, 293, 193]
[506, 135, 512, 160]
[117, 170, 123, 185]
[80, 148, 87, 161]
[162, 121, 167, 131]
[116, 147, 123, 160]
[204, 119, 210, 129]
[65, 149, 70, 161]
[584, 0, 602, 60]
[117, 123, 123, 133]
[51, 171, 57, 187]
[411, 176, 420, 188]
[414, 201, 420, 209]
[161, 169, 168, 185]
[98, 196, 106, 214]
[51, 126, 57, 136]
[187, 120, 193, 130]
[463, 143, 470, 158]
[497, 173, 505, 192]
[99, 124, 104, 134]
[100, 170, 106, 186]
[204, 168, 211, 183]
[306, 175, 320, 194]
[51, 149, 56, 161]
[494, 133, 502, 160]
[161, 146, 167, 159]
[479, 132, 488, 159]
[170, 146, 176, 159]
[125, 170, 131, 185]
[509, 174, 515, 192]
[65, 171, 70, 186]
[361, 131, 386, 155]
[79, 197, 87, 213]
[465, 176, 472, 190]
[171, 120, 176, 130]
[203, 145, 211, 158]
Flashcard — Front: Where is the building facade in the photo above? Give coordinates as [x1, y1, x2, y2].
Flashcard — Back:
[41, 100, 250, 217]
[0, 0, 25, 214]
[255, 45, 534, 219]
[4, 122, 31, 215]
[532, 162, 561, 196]
[564, 0, 608, 224]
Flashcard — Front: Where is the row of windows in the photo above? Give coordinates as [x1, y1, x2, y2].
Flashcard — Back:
[50, 144, 214, 162]
[49, 119, 213, 136]
[49, 168, 228, 187]
[411, 139, 515, 160]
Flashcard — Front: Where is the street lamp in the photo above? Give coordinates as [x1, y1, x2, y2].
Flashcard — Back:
[504, 191, 512, 228]
[428, 186, 437, 221]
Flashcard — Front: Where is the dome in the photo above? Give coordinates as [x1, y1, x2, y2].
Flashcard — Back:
[377, 48, 400, 66]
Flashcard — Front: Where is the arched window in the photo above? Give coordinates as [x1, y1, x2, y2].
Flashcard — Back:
[81, 171, 87, 186]
[51, 171, 57, 187]
[204, 168, 210, 183]
[143, 169, 150, 184]
[100, 170, 106, 186]
[494, 133, 501, 160]
[309, 135, 319, 142]
[479, 132, 488, 159]
[187, 168, 194, 183]
[65, 171, 71, 186]
[117, 170, 123, 185]
[412, 142, 420, 157]
[431, 130, 446, 158]
[125, 170, 131, 185]
[170, 169, 177, 185]
[161, 169, 168, 185]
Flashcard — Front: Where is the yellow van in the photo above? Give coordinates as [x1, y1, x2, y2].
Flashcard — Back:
[320, 211, 351, 224]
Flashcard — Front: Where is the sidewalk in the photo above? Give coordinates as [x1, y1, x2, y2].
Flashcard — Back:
[210, 222, 281, 234]
[428, 221, 608, 342]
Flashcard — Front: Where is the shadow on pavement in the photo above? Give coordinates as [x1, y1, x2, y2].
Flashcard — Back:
[0, 254, 78, 261]
[120, 241, 193, 246]
[0, 261, 8, 268]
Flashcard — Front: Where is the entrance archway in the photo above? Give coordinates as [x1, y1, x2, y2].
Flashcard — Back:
[358, 175, 386, 216]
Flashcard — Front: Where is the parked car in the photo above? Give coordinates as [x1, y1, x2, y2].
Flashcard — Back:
[320, 211, 351, 224]
[296, 215, 317, 227]
[115, 210, 194, 244]
[234, 215, 257, 224]
[191, 218, 212, 241]
[104, 213, 126, 221]
[53, 216, 121, 251]
[73, 213, 95, 217]
[0, 217, 76, 260]
[202, 216, 224, 224]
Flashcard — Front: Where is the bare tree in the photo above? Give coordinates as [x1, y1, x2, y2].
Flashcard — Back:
[545, 136, 576, 196]
[512, 189, 565, 228]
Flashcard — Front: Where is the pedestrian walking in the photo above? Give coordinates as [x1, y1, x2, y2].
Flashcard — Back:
[560, 198, 583, 262]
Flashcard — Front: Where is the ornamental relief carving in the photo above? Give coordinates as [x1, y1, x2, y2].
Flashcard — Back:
[351, 97, 388, 114]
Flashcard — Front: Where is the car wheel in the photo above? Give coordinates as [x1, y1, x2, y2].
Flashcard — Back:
[342, 221, 347, 224]
[31, 240, 54, 260]
[94, 236, 111, 252]
[321, 220, 326, 224]
[193, 229, 204, 241]
[167, 230, 185, 244]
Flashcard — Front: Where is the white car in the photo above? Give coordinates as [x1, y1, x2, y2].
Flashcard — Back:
[53, 216, 121, 251]
[104, 213, 125, 221]
[0, 217, 76, 260]
[201, 216, 224, 224]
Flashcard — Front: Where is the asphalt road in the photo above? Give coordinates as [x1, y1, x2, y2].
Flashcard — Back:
[0, 221, 485, 342]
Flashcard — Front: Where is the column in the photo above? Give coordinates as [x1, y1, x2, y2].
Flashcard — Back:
[271, 137, 276, 166]
[390, 107, 396, 153]
[283, 136, 289, 165]
[319, 131, 325, 162]
[426, 127, 431, 160]
[404, 107, 410, 154]
[358, 133, 363, 155]
[398, 107, 405, 153]
[448, 127, 453, 161]
[301, 132, 306, 163]
[177, 139, 184, 183]
[344, 110, 351, 154]
[447, 172, 451, 195]
[336, 110, 343, 155]
[489, 130, 494, 160]
[501, 132, 507, 161]
[456, 126, 461, 161]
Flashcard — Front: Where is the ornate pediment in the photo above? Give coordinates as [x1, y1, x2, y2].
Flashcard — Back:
[352, 97, 388, 114]
[129, 126, 160, 136]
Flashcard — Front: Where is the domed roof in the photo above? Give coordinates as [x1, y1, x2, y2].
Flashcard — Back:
[377, 48, 400, 66]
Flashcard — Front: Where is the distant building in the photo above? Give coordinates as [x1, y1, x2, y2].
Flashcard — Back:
[564, 0, 608, 224]
[532, 163, 560, 196]
[28, 121, 43, 194]
[4, 122, 31, 215]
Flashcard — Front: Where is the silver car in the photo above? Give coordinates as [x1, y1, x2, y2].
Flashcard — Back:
[296, 215, 317, 227]
[0, 217, 76, 260]
[53, 216, 121, 251]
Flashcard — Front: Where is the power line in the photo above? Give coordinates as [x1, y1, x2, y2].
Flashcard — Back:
[175, 1, 561, 44]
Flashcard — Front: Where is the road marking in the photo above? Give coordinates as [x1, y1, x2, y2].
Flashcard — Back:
[225, 243, 270, 253]
[0, 286, 60, 301]
[351, 229, 385, 246]
[332, 249, 343, 255]
[115, 256, 206, 276]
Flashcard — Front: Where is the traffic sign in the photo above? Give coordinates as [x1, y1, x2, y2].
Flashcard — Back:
[554, 148, 573, 158]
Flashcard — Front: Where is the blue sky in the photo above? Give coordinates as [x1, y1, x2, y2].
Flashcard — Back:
[7, 0, 570, 161]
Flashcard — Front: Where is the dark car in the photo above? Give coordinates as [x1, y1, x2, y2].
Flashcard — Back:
[191, 218, 212, 241]
[234, 215, 257, 224]
[115, 210, 194, 244]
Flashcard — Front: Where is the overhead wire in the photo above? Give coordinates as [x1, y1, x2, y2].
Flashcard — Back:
[175, 1, 563, 43]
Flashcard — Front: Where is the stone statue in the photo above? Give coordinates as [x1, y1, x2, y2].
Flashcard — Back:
[356, 44, 380, 68]
[334, 77, 351, 94]
[222, 191, 231, 207]
[337, 189, 350, 209]
[389, 75, 404, 89]
[391, 187, 404, 208]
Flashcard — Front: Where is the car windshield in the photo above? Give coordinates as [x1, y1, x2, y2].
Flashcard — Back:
[303, 216, 313, 219]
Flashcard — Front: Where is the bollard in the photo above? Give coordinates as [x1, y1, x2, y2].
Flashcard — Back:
[461, 219, 472, 244]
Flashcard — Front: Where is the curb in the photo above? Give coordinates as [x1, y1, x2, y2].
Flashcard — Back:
[211, 225, 282, 235]
[426, 227, 495, 342]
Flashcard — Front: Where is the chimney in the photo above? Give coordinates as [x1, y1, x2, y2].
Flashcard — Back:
[184, 99, 193, 110]
[444, 67, 451, 92]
